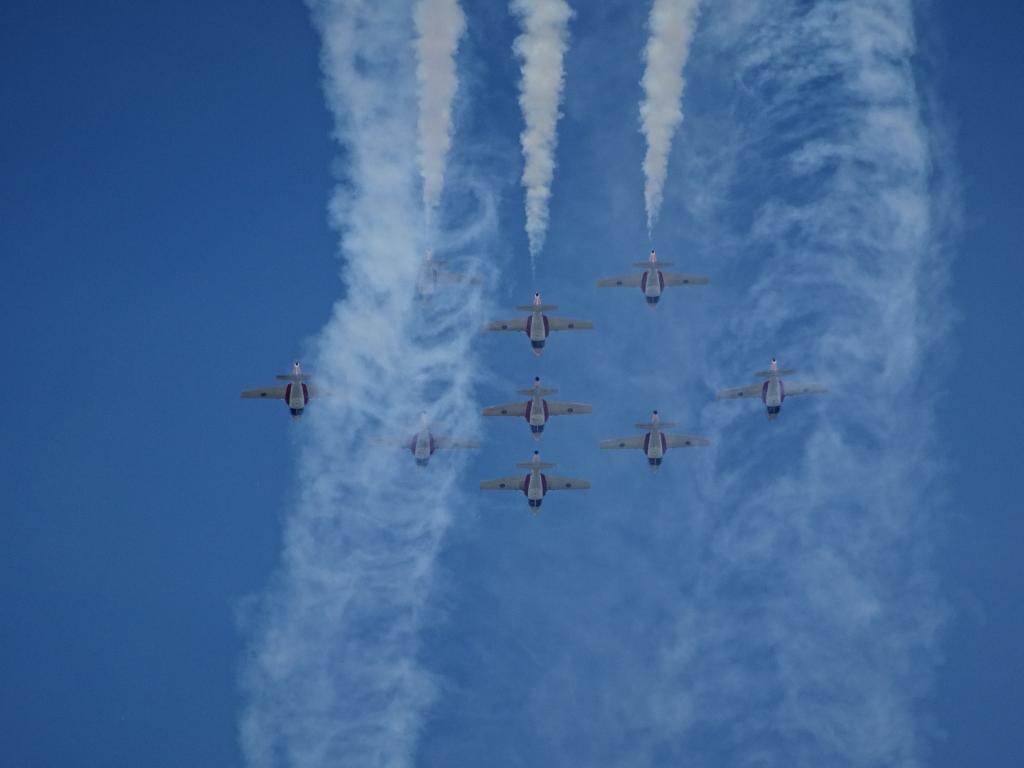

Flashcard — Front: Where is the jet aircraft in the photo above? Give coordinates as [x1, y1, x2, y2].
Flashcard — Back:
[416, 250, 480, 300]
[716, 358, 827, 420]
[600, 410, 709, 470]
[373, 421, 479, 467]
[481, 377, 592, 439]
[485, 292, 593, 356]
[240, 362, 314, 418]
[597, 249, 708, 306]
[480, 450, 590, 510]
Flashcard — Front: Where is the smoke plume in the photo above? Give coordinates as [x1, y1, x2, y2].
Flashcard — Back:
[639, 0, 701, 232]
[510, 0, 575, 268]
[415, 0, 466, 214]
[238, 2, 486, 766]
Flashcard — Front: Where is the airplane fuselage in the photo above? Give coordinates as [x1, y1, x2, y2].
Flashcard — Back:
[525, 311, 550, 354]
[284, 382, 310, 417]
[762, 378, 785, 419]
[523, 470, 547, 509]
[525, 396, 550, 435]
[640, 269, 665, 305]
[410, 430, 436, 466]
[642, 430, 668, 469]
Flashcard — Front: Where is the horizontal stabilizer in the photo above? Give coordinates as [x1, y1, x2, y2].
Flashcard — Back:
[516, 303, 558, 312]
[636, 420, 676, 429]
[517, 387, 558, 396]
[275, 373, 311, 382]
[754, 368, 796, 378]
[516, 460, 556, 469]
[633, 260, 673, 268]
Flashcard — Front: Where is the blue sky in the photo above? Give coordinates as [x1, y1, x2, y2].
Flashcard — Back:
[1, 1, 1021, 766]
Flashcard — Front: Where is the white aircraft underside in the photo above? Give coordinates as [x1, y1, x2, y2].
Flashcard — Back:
[374, 427, 479, 467]
[597, 249, 708, 306]
[481, 451, 590, 510]
[482, 377, 591, 439]
[486, 292, 594, 356]
[240, 362, 314, 418]
[600, 411, 709, 470]
[716, 359, 828, 420]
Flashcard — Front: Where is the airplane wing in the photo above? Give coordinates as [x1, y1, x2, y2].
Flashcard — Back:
[482, 402, 528, 417]
[433, 437, 480, 450]
[544, 476, 590, 491]
[662, 273, 709, 286]
[600, 436, 645, 450]
[546, 401, 592, 416]
[547, 317, 594, 332]
[716, 384, 763, 400]
[597, 274, 642, 288]
[241, 386, 286, 399]
[784, 383, 828, 397]
[486, 318, 528, 332]
[665, 434, 711, 449]
[481, 476, 526, 491]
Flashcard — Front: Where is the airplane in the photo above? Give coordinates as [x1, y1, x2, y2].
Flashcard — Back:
[480, 450, 590, 510]
[481, 377, 592, 440]
[372, 420, 479, 467]
[240, 362, 314, 418]
[600, 410, 709, 470]
[597, 248, 708, 306]
[416, 250, 480, 300]
[485, 292, 594, 356]
[716, 358, 828, 420]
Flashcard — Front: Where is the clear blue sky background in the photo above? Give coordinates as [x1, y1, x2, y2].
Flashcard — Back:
[1, 1, 1020, 766]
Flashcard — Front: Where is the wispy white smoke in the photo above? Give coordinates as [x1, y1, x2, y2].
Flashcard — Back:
[639, 0, 701, 232]
[415, 0, 466, 214]
[404, 1, 955, 765]
[646, 0, 955, 763]
[511, 0, 574, 268]
[238, 1, 486, 766]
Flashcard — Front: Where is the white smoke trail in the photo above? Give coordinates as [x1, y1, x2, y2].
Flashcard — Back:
[415, 0, 466, 214]
[510, 0, 574, 269]
[639, 0, 701, 233]
[238, 1, 486, 766]
[643, 0, 955, 762]
[402, 1, 955, 764]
